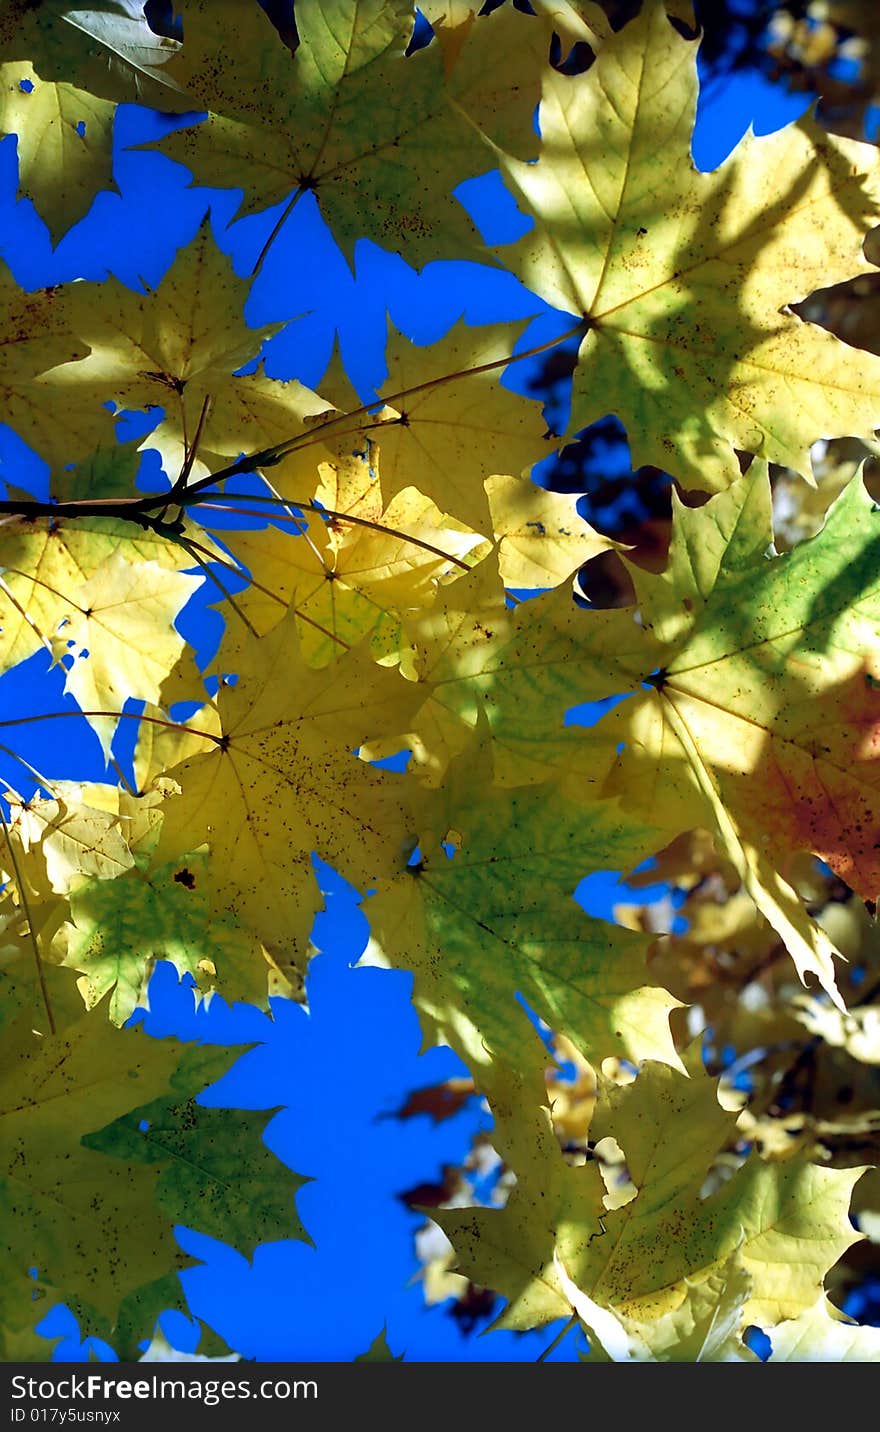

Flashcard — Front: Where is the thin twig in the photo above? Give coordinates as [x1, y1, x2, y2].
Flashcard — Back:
[0, 320, 587, 528]
[0, 741, 58, 798]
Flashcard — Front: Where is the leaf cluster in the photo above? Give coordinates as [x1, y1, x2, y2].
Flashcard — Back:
[2, 0, 880, 1362]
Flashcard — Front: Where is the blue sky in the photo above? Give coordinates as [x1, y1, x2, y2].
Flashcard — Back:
[0, 14, 816, 1363]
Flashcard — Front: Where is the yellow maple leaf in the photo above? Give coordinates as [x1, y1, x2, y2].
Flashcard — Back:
[215, 447, 485, 666]
[768, 1295, 880, 1361]
[38, 221, 330, 490]
[151, 612, 420, 967]
[0, 263, 114, 473]
[50, 549, 203, 760]
[1, 63, 118, 244]
[439, 1060, 862, 1340]
[495, 0, 880, 488]
[6, 783, 135, 895]
[363, 320, 553, 534]
[0, 517, 204, 758]
[0, 0, 192, 240]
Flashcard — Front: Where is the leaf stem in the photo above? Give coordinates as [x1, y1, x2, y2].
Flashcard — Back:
[250, 187, 306, 278]
[536, 1312, 578, 1363]
[0, 708, 221, 746]
[199, 494, 477, 571]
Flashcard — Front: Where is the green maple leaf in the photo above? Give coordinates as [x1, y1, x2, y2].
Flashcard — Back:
[362, 557, 648, 788]
[368, 729, 681, 1077]
[84, 1043, 310, 1255]
[61, 851, 276, 1025]
[149, 0, 547, 263]
[0, 962, 305, 1349]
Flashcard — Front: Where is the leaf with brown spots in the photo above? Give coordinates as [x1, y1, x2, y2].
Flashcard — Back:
[83, 1044, 309, 1254]
[0, 963, 200, 1341]
[151, 610, 421, 974]
[0, 961, 305, 1350]
[147, 0, 548, 264]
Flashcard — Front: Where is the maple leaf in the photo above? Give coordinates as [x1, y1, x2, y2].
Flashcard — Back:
[0, 2, 187, 241]
[0, 960, 306, 1347]
[214, 448, 484, 668]
[1, 63, 119, 244]
[148, 0, 547, 264]
[53, 436, 144, 504]
[495, 0, 880, 488]
[52, 550, 203, 760]
[151, 612, 420, 974]
[584, 465, 880, 1005]
[0, 962, 194, 1334]
[363, 320, 553, 535]
[84, 1043, 310, 1254]
[354, 1327, 403, 1361]
[60, 848, 282, 1025]
[768, 1295, 880, 1361]
[484, 474, 617, 590]
[0, 515, 203, 760]
[0, 515, 206, 679]
[416, 468, 876, 1011]
[362, 557, 646, 787]
[368, 729, 680, 1076]
[0, 263, 115, 472]
[7, 783, 135, 895]
[0, 2, 185, 107]
[438, 1060, 862, 1342]
[559, 1246, 757, 1362]
[38, 220, 331, 489]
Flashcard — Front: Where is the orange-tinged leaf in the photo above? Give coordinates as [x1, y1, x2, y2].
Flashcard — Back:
[605, 470, 880, 903]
